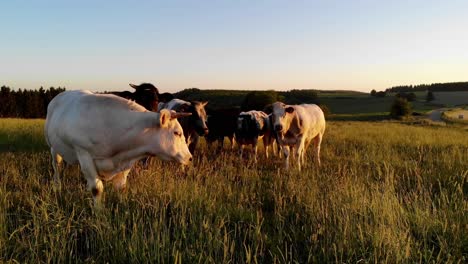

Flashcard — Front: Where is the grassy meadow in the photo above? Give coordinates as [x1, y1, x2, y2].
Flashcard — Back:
[0, 118, 467, 263]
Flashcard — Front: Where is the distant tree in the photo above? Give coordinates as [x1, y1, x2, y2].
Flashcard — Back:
[396, 92, 416, 101]
[0, 86, 15, 117]
[375, 91, 386, 97]
[241, 91, 279, 111]
[386, 81, 468, 93]
[0, 86, 65, 118]
[390, 97, 412, 118]
[280, 89, 318, 104]
[370, 89, 377, 96]
[174, 88, 201, 100]
[407, 92, 416, 102]
[426, 91, 435, 102]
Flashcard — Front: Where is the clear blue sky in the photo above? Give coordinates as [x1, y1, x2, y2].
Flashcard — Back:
[1, 0, 467, 93]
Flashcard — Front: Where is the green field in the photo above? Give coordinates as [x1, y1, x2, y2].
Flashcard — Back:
[321, 93, 452, 116]
[1, 118, 467, 263]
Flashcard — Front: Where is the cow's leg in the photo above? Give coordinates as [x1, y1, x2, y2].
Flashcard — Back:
[77, 151, 104, 205]
[188, 135, 199, 154]
[302, 137, 314, 166]
[50, 148, 63, 190]
[277, 142, 282, 158]
[297, 145, 304, 171]
[263, 137, 269, 159]
[217, 136, 224, 151]
[253, 139, 259, 163]
[283, 145, 290, 170]
[313, 133, 323, 166]
[271, 140, 277, 157]
[112, 169, 130, 192]
[230, 136, 236, 151]
[239, 144, 244, 159]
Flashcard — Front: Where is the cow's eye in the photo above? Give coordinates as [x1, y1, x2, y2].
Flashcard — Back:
[174, 131, 182, 137]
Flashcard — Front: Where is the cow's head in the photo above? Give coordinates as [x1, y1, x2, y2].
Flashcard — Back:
[152, 109, 192, 165]
[179, 101, 209, 136]
[269, 102, 295, 135]
[129, 83, 160, 111]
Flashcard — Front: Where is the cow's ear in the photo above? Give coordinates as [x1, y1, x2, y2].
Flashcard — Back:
[129, 83, 138, 89]
[159, 110, 170, 128]
[285, 106, 295, 114]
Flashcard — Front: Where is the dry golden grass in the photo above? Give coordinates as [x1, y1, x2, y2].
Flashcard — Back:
[0, 119, 467, 263]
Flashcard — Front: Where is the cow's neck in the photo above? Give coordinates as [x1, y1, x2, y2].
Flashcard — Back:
[287, 113, 299, 133]
[94, 146, 149, 180]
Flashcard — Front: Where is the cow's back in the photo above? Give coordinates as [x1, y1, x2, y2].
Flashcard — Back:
[45, 90, 147, 164]
[294, 104, 326, 139]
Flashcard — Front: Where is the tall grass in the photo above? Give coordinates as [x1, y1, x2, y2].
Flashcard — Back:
[0, 119, 467, 263]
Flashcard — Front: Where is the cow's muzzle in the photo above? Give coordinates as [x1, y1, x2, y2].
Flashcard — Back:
[274, 124, 283, 132]
[176, 153, 193, 165]
[198, 127, 209, 136]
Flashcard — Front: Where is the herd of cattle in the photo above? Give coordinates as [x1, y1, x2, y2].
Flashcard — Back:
[45, 83, 326, 204]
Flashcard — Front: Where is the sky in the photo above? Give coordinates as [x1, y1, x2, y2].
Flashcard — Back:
[1, 0, 467, 93]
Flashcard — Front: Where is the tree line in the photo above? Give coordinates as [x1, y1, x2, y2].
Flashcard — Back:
[1, 86, 321, 118]
[0, 86, 66, 118]
[175, 88, 320, 110]
[386, 81, 468, 93]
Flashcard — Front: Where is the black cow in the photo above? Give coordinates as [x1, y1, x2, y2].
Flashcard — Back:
[111, 83, 160, 111]
[205, 107, 241, 150]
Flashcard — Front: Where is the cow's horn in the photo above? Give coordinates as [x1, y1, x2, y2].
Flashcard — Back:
[129, 83, 138, 89]
[171, 112, 192, 119]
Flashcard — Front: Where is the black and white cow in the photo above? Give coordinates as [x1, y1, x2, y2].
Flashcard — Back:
[159, 99, 209, 154]
[235, 110, 276, 162]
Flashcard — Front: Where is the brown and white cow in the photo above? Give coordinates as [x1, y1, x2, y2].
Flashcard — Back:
[45, 90, 192, 205]
[158, 99, 209, 154]
[235, 110, 277, 162]
[269, 102, 326, 170]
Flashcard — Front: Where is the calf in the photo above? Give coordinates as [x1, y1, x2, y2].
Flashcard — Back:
[269, 102, 326, 170]
[45, 90, 191, 205]
[159, 99, 209, 154]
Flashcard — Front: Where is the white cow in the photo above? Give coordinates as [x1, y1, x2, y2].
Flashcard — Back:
[45, 90, 192, 204]
[269, 102, 326, 170]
